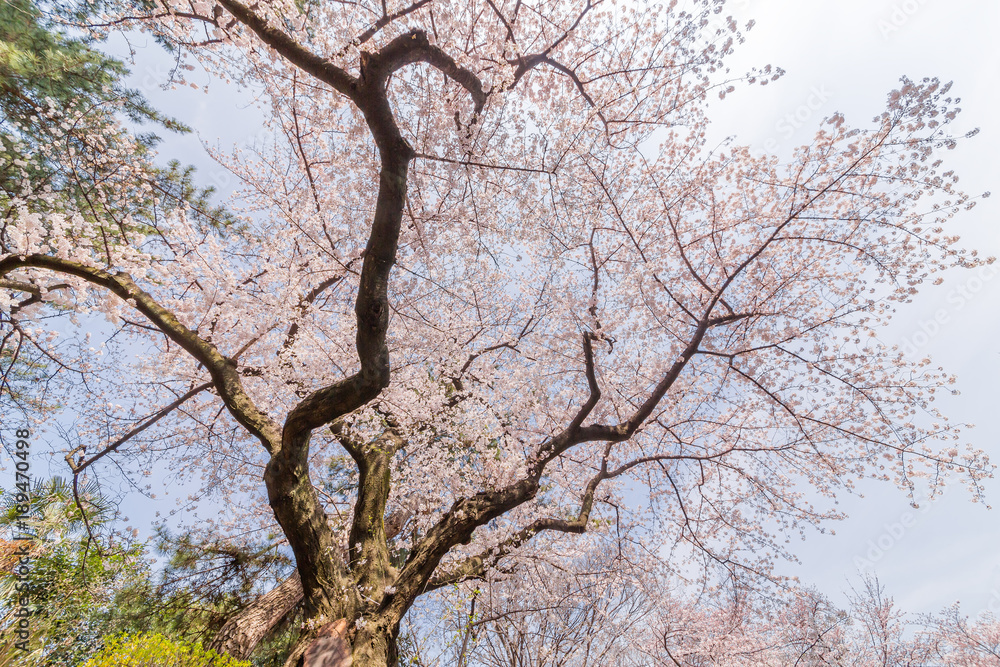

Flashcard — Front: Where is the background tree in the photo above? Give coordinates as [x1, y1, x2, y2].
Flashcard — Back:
[0, 0, 994, 665]
[148, 526, 301, 661]
[0, 3, 268, 662]
[403, 560, 1000, 666]
[917, 604, 1000, 665]
[0, 478, 148, 666]
[0, 476, 292, 666]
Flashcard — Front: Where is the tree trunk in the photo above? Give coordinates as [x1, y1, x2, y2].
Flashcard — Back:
[282, 617, 399, 667]
[348, 619, 399, 667]
[303, 619, 353, 666]
[209, 571, 304, 659]
[210, 506, 415, 663]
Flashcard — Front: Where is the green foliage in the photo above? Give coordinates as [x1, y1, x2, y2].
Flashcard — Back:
[0, 0, 182, 198]
[246, 618, 302, 667]
[81, 633, 250, 667]
[0, 0, 171, 428]
[0, 0, 233, 239]
[133, 528, 293, 643]
[153, 159, 240, 232]
[0, 478, 150, 666]
[0, 0, 184, 133]
[0, 344, 51, 412]
[0, 478, 294, 666]
[0, 4, 270, 663]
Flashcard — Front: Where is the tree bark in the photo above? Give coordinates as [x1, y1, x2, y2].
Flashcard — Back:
[208, 571, 304, 660]
[303, 619, 352, 667]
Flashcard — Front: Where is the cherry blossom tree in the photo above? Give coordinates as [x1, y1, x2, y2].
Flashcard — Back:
[917, 604, 1000, 665]
[448, 568, 1000, 666]
[1, 0, 994, 664]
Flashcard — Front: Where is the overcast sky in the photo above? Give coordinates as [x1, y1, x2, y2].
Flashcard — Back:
[705, 0, 1000, 617]
[103, 0, 1000, 617]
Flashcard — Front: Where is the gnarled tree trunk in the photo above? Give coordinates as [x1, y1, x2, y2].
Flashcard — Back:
[210, 504, 416, 664]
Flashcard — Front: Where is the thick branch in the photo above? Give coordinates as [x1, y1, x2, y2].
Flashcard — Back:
[281, 145, 410, 439]
[341, 427, 404, 600]
[1, 279, 71, 316]
[426, 447, 612, 592]
[264, 47, 415, 623]
[565, 332, 602, 435]
[382, 476, 539, 623]
[529, 319, 710, 472]
[0, 278, 44, 294]
[214, 0, 358, 98]
[0, 255, 281, 451]
[365, 30, 486, 120]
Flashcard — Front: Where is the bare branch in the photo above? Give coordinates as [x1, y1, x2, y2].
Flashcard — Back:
[65, 381, 214, 474]
[351, 0, 435, 50]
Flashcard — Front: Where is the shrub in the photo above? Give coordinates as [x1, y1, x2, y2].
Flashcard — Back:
[81, 633, 249, 667]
